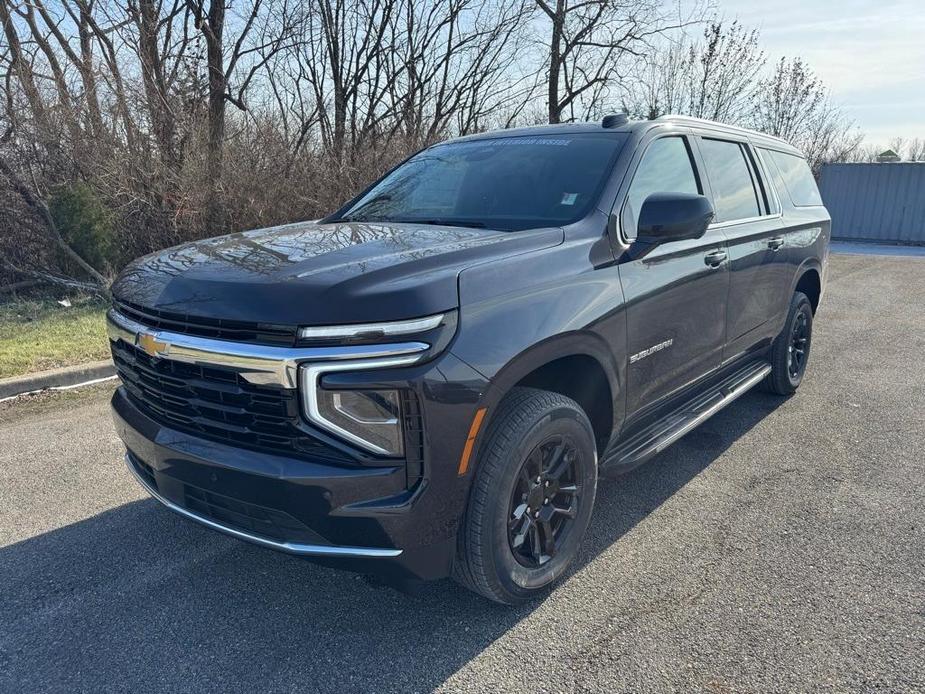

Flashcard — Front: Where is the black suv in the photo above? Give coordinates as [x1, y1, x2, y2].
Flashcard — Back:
[108, 115, 829, 603]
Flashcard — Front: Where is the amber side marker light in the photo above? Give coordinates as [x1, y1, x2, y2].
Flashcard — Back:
[457, 407, 488, 476]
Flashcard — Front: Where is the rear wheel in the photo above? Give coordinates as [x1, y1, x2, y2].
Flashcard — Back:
[454, 387, 598, 604]
[764, 291, 813, 395]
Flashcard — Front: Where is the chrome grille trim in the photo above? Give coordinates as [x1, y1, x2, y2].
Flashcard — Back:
[107, 309, 429, 388]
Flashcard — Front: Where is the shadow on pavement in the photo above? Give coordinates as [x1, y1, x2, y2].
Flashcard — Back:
[0, 391, 784, 693]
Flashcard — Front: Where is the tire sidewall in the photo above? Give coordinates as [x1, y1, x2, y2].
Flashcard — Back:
[484, 405, 598, 600]
[786, 295, 813, 389]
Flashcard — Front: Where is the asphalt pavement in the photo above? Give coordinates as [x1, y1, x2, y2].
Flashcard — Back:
[1, 253, 923, 693]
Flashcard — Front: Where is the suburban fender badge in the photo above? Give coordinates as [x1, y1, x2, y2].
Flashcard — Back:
[630, 338, 674, 364]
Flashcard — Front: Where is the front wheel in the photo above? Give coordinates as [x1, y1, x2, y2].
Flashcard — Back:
[764, 291, 814, 395]
[454, 388, 598, 604]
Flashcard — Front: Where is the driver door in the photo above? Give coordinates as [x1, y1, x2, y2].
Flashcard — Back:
[616, 133, 730, 420]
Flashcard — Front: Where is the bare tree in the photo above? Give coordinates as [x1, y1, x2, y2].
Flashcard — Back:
[535, 0, 695, 124]
[623, 33, 688, 119]
[130, 0, 188, 171]
[682, 20, 764, 122]
[752, 57, 861, 172]
[183, 0, 299, 228]
[0, 0, 53, 139]
[907, 138, 925, 162]
[623, 21, 764, 122]
[394, 0, 533, 139]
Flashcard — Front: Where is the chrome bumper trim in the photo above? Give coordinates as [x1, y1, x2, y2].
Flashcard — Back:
[125, 454, 403, 558]
[106, 309, 428, 388]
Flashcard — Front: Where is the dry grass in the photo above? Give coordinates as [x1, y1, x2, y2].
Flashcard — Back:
[0, 294, 109, 379]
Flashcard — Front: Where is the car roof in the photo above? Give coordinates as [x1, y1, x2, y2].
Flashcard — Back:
[445, 115, 804, 157]
[448, 122, 630, 142]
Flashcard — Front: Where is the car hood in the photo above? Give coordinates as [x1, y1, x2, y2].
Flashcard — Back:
[111, 220, 562, 326]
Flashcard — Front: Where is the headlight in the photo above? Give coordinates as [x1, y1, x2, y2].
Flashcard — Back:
[316, 389, 403, 456]
[297, 315, 454, 454]
[300, 354, 420, 456]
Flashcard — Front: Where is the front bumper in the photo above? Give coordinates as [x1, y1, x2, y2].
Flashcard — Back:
[106, 304, 489, 581]
[123, 451, 401, 558]
[112, 387, 460, 580]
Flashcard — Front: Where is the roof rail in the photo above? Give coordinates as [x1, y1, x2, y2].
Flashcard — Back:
[653, 115, 789, 145]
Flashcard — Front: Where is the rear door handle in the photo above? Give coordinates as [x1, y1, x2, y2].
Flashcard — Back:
[704, 249, 727, 267]
[768, 237, 785, 251]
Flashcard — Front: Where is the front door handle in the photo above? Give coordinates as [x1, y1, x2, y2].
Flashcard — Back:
[704, 249, 727, 267]
[768, 237, 785, 251]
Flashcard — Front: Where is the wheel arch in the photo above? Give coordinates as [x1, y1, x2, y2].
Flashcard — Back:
[792, 261, 822, 314]
[476, 333, 622, 458]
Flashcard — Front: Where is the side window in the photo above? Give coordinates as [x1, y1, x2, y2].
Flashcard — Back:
[751, 148, 780, 215]
[698, 138, 762, 223]
[758, 148, 790, 210]
[764, 149, 823, 206]
[621, 136, 700, 240]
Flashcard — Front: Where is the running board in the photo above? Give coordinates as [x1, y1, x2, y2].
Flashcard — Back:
[600, 361, 771, 477]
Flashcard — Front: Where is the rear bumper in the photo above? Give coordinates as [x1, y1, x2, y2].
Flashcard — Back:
[112, 387, 458, 580]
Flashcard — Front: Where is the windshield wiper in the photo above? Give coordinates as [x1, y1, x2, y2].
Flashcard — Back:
[397, 218, 488, 229]
[328, 215, 499, 230]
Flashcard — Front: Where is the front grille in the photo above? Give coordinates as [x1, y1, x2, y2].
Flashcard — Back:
[128, 453, 330, 545]
[114, 299, 298, 346]
[112, 339, 351, 463]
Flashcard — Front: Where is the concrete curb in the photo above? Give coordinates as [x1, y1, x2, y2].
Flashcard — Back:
[0, 359, 116, 399]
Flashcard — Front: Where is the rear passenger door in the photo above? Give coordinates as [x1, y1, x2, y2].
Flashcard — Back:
[694, 135, 788, 362]
[616, 132, 729, 418]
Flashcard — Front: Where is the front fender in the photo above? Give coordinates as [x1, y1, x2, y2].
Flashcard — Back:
[451, 229, 627, 439]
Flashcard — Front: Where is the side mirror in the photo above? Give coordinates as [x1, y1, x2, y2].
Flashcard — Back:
[628, 193, 715, 259]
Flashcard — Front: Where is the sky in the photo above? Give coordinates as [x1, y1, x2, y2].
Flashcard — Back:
[716, 0, 924, 146]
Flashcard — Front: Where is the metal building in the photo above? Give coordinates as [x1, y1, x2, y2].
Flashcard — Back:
[818, 162, 925, 244]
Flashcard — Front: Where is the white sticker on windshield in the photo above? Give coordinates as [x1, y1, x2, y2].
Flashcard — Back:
[561, 193, 578, 205]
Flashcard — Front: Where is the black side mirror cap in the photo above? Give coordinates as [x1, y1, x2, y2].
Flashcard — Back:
[624, 192, 715, 260]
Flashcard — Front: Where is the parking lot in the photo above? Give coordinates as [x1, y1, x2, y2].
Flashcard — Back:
[1, 252, 923, 693]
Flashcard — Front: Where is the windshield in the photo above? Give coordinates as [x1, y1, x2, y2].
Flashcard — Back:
[331, 133, 627, 231]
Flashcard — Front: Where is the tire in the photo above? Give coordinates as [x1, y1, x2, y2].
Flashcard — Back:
[454, 387, 598, 604]
[764, 291, 813, 395]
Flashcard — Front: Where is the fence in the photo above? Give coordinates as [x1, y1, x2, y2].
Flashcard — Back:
[818, 163, 925, 245]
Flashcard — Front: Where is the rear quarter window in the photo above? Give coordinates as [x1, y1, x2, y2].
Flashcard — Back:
[763, 149, 823, 207]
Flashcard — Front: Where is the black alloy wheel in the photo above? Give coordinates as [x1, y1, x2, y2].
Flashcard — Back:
[788, 310, 809, 380]
[508, 436, 582, 568]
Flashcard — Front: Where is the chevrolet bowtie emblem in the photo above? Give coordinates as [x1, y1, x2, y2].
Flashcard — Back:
[137, 332, 168, 358]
